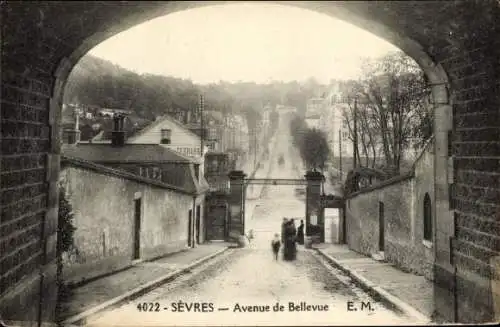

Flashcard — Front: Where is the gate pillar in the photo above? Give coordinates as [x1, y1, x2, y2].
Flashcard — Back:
[305, 170, 325, 242]
[228, 170, 247, 240]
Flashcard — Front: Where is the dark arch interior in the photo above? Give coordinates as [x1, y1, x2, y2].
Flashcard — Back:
[1, 1, 499, 324]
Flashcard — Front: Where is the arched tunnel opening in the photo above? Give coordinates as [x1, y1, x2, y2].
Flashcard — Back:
[1, 1, 499, 325]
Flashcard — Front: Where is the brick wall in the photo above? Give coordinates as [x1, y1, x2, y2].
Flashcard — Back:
[0, 4, 60, 322]
[58, 162, 193, 285]
[415, 1, 500, 322]
[346, 143, 435, 279]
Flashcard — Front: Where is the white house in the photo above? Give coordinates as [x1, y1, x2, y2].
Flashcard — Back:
[306, 97, 323, 117]
[126, 115, 209, 175]
[320, 84, 354, 159]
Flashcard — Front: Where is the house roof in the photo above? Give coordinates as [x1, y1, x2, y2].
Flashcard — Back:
[156, 163, 198, 194]
[126, 114, 202, 143]
[206, 151, 229, 157]
[62, 143, 194, 163]
[61, 155, 194, 195]
[63, 143, 209, 194]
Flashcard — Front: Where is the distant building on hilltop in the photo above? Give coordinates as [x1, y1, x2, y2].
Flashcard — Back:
[97, 107, 133, 117]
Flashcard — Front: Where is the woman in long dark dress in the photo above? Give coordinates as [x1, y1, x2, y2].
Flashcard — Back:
[281, 218, 288, 244]
[283, 221, 297, 261]
[290, 220, 297, 260]
[296, 220, 305, 245]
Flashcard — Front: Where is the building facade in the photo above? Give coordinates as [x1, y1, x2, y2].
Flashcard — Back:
[320, 85, 354, 160]
[306, 97, 324, 117]
[59, 157, 197, 285]
[63, 115, 210, 248]
[127, 115, 207, 158]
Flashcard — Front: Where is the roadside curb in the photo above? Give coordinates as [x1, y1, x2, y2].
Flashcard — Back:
[314, 248, 431, 323]
[67, 248, 190, 290]
[62, 247, 231, 325]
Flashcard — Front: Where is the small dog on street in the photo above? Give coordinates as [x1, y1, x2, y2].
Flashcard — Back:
[246, 229, 254, 243]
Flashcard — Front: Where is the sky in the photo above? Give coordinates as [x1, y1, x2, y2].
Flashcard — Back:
[89, 3, 399, 85]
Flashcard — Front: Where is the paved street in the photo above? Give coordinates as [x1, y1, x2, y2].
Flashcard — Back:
[86, 114, 415, 326]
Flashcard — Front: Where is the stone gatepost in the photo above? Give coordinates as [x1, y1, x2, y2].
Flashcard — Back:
[305, 170, 325, 242]
[228, 170, 247, 241]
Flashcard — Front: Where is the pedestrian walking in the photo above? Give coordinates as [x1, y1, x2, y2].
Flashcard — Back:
[296, 220, 305, 245]
[271, 233, 281, 261]
[281, 218, 288, 243]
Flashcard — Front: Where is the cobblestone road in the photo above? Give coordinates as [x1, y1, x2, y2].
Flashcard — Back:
[87, 114, 413, 326]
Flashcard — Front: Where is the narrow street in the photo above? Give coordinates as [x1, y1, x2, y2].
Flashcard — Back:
[86, 113, 412, 326]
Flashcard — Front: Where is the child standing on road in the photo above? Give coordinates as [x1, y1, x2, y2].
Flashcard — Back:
[271, 233, 281, 261]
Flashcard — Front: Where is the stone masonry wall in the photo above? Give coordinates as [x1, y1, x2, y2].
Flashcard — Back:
[59, 164, 192, 285]
[412, 140, 435, 281]
[346, 144, 435, 280]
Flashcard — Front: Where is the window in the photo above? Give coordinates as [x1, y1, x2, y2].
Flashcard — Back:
[423, 193, 432, 242]
[209, 128, 217, 140]
[152, 167, 161, 179]
[139, 166, 144, 177]
[207, 158, 218, 173]
[194, 164, 200, 181]
[141, 167, 149, 178]
[160, 129, 171, 144]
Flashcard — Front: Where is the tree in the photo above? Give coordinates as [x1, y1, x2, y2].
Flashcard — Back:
[299, 128, 331, 172]
[58, 186, 76, 254]
[64, 54, 334, 127]
[289, 114, 331, 172]
[341, 51, 432, 174]
[289, 114, 308, 147]
[243, 106, 261, 134]
[340, 83, 382, 169]
[56, 185, 77, 321]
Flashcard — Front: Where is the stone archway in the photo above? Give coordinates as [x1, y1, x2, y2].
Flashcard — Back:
[1, 1, 499, 324]
[49, 4, 454, 320]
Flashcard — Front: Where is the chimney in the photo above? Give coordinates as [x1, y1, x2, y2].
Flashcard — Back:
[111, 114, 126, 147]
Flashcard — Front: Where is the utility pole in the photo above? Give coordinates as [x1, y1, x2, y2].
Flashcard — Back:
[253, 127, 257, 170]
[339, 128, 343, 180]
[353, 97, 358, 170]
[199, 94, 204, 157]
